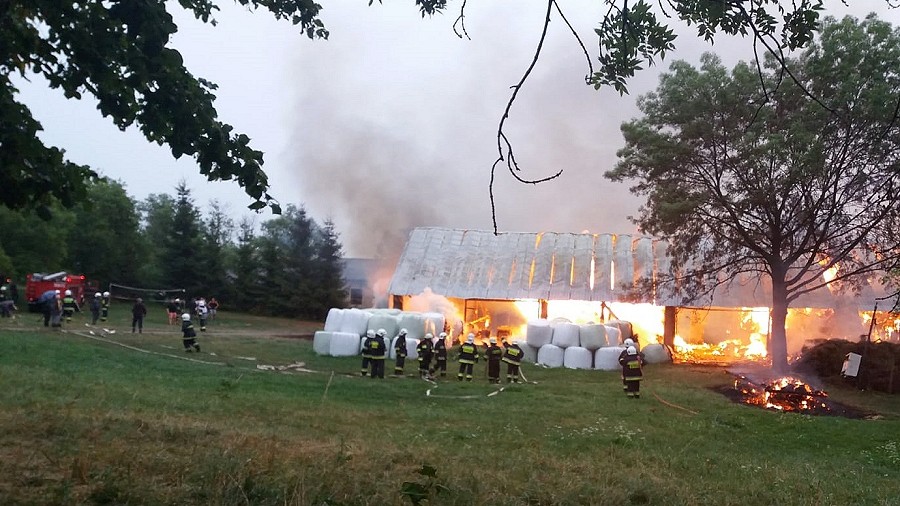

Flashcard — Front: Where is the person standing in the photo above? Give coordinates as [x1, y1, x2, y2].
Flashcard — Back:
[433, 332, 449, 378]
[416, 333, 434, 379]
[360, 329, 374, 376]
[0, 286, 9, 318]
[89, 292, 102, 325]
[166, 299, 179, 325]
[619, 346, 645, 398]
[100, 291, 110, 322]
[207, 297, 219, 320]
[366, 328, 387, 379]
[502, 341, 524, 383]
[131, 298, 147, 333]
[457, 334, 479, 382]
[484, 337, 504, 384]
[617, 339, 643, 392]
[49, 292, 62, 328]
[393, 328, 409, 376]
[181, 313, 201, 352]
[196, 300, 209, 331]
[61, 289, 79, 323]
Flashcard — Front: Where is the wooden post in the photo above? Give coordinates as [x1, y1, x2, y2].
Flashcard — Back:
[663, 306, 676, 347]
[539, 299, 548, 319]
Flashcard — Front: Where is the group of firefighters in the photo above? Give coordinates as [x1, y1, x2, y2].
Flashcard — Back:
[359, 327, 647, 396]
[360, 329, 526, 383]
[35, 289, 111, 327]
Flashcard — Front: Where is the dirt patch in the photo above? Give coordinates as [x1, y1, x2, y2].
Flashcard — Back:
[272, 333, 314, 340]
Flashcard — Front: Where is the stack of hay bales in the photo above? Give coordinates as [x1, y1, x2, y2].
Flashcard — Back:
[315, 308, 444, 358]
[519, 319, 641, 371]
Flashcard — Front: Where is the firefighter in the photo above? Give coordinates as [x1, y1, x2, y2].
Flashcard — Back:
[181, 313, 201, 352]
[360, 329, 375, 376]
[100, 291, 110, 322]
[416, 333, 434, 379]
[131, 297, 147, 333]
[433, 332, 449, 377]
[619, 345, 645, 398]
[502, 340, 525, 383]
[0, 285, 9, 318]
[61, 289, 79, 323]
[366, 328, 387, 379]
[457, 333, 479, 382]
[485, 337, 504, 384]
[618, 339, 643, 391]
[394, 328, 409, 376]
[89, 292, 102, 325]
[196, 299, 209, 331]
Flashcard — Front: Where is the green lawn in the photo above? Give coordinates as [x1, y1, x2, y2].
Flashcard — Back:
[1, 309, 898, 505]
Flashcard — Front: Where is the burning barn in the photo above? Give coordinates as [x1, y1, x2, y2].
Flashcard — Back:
[387, 227, 894, 366]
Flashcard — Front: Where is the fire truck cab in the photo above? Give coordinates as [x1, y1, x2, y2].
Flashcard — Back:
[25, 272, 99, 312]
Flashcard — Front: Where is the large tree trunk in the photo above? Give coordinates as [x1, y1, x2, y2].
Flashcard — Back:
[770, 271, 790, 373]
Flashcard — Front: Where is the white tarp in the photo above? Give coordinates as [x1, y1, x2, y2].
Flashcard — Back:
[526, 320, 554, 348]
[537, 344, 564, 368]
[323, 309, 344, 332]
[422, 312, 446, 336]
[397, 312, 427, 340]
[642, 343, 671, 364]
[564, 346, 593, 370]
[367, 313, 399, 338]
[605, 325, 622, 346]
[313, 331, 332, 356]
[339, 308, 371, 335]
[551, 322, 580, 348]
[579, 324, 608, 350]
[595, 346, 626, 371]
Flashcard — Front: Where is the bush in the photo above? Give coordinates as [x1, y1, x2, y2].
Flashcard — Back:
[794, 339, 900, 393]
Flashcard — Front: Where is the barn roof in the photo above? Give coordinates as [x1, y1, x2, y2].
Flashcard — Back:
[388, 227, 885, 310]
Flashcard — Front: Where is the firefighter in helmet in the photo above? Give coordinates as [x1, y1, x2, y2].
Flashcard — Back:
[89, 292, 102, 325]
[416, 333, 434, 379]
[485, 337, 504, 384]
[365, 328, 387, 379]
[502, 340, 525, 383]
[361, 329, 375, 376]
[617, 338, 643, 391]
[61, 289, 79, 323]
[181, 313, 201, 352]
[100, 291, 111, 322]
[457, 333, 479, 382]
[394, 328, 409, 376]
[619, 345, 645, 398]
[433, 332, 449, 377]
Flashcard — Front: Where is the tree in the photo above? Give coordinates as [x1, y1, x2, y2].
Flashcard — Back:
[606, 15, 900, 372]
[66, 180, 142, 287]
[2, 0, 855, 222]
[310, 219, 347, 319]
[163, 181, 204, 295]
[0, 205, 73, 277]
[136, 193, 175, 287]
[200, 199, 234, 301]
[230, 216, 264, 313]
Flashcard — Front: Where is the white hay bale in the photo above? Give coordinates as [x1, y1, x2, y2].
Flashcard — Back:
[594, 346, 626, 371]
[610, 320, 634, 342]
[313, 331, 332, 355]
[365, 308, 402, 315]
[526, 320, 554, 348]
[579, 324, 608, 350]
[366, 313, 399, 339]
[422, 312, 445, 336]
[642, 343, 671, 364]
[551, 322, 580, 348]
[564, 346, 593, 370]
[323, 308, 344, 332]
[389, 336, 419, 360]
[537, 344, 564, 368]
[514, 340, 538, 363]
[329, 332, 363, 357]
[339, 308, 372, 335]
[605, 325, 621, 346]
[397, 312, 427, 340]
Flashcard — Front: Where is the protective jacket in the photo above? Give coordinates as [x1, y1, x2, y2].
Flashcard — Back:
[366, 336, 386, 360]
[619, 353, 644, 381]
[433, 338, 448, 361]
[502, 344, 524, 365]
[416, 339, 433, 362]
[395, 335, 408, 357]
[458, 342, 479, 364]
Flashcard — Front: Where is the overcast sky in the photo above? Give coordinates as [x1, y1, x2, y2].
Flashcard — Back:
[13, 1, 900, 258]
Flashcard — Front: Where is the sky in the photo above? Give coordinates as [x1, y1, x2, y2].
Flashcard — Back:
[13, 1, 900, 258]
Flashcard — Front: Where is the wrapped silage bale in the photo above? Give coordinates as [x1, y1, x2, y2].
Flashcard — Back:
[579, 324, 608, 350]
[514, 340, 538, 363]
[537, 344, 565, 368]
[526, 320, 554, 348]
[642, 343, 671, 364]
[551, 322, 580, 348]
[367, 313, 399, 339]
[330, 332, 363, 357]
[389, 336, 420, 360]
[610, 320, 634, 342]
[564, 346, 593, 370]
[605, 325, 622, 346]
[313, 331, 332, 356]
[422, 312, 446, 336]
[339, 308, 372, 335]
[594, 346, 626, 371]
[323, 308, 344, 332]
[397, 312, 427, 339]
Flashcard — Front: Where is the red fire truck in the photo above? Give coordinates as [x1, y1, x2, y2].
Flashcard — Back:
[25, 272, 100, 312]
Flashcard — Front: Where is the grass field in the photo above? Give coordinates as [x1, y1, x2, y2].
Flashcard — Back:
[1, 304, 899, 505]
